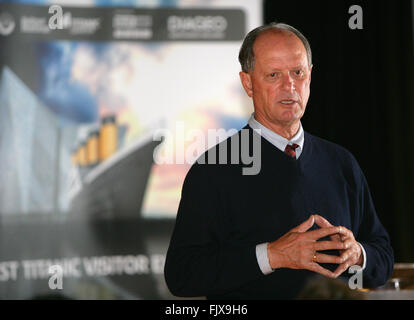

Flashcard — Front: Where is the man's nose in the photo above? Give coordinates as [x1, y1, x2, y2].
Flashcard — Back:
[281, 74, 295, 91]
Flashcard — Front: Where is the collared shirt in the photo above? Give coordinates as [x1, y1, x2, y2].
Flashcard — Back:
[247, 113, 367, 275]
[248, 113, 304, 159]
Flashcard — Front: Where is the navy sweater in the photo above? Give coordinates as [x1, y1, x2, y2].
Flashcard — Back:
[164, 125, 394, 299]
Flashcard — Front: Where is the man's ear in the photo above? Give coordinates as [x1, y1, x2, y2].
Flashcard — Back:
[308, 64, 313, 84]
[239, 71, 253, 98]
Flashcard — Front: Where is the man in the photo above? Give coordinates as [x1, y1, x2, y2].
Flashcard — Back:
[164, 22, 394, 299]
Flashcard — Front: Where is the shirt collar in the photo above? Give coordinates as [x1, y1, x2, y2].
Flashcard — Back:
[248, 113, 305, 158]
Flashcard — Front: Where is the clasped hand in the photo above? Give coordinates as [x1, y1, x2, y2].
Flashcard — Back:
[267, 215, 363, 278]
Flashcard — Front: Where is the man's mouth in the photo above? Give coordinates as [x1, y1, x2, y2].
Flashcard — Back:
[279, 100, 296, 105]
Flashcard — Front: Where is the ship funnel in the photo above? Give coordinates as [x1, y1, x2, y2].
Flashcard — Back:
[99, 115, 118, 161]
[78, 140, 87, 167]
[86, 129, 99, 166]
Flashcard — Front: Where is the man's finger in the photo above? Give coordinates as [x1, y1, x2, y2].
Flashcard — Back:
[337, 241, 359, 262]
[342, 239, 354, 250]
[314, 240, 346, 251]
[314, 253, 343, 264]
[307, 263, 336, 279]
[313, 214, 334, 228]
[291, 215, 315, 233]
[307, 226, 341, 240]
[337, 226, 354, 240]
[333, 261, 352, 278]
[339, 250, 351, 263]
[313, 216, 348, 242]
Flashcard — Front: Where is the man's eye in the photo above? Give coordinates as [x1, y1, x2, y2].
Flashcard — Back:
[269, 73, 276, 77]
[294, 70, 304, 77]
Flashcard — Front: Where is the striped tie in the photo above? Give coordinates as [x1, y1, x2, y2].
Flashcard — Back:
[285, 143, 299, 159]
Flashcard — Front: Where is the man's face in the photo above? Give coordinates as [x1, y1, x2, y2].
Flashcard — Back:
[240, 30, 312, 129]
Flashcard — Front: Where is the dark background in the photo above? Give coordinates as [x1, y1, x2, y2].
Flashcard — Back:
[264, 0, 414, 262]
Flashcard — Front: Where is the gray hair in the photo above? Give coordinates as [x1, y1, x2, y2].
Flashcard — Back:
[238, 22, 312, 73]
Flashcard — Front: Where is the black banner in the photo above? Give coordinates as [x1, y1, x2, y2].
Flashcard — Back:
[0, 3, 245, 42]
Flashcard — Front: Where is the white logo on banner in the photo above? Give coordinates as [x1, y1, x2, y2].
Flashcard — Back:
[0, 12, 15, 36]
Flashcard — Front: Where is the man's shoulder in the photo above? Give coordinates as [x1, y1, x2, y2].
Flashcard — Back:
[305, 132, 359, 168]
[194, 124, 251, 160]
[186, 125, 252, 177]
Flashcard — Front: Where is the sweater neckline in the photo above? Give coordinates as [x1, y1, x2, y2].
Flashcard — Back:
[246, 124, 313, 169]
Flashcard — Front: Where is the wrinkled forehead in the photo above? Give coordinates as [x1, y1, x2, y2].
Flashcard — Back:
[253, 30, 308, 67]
